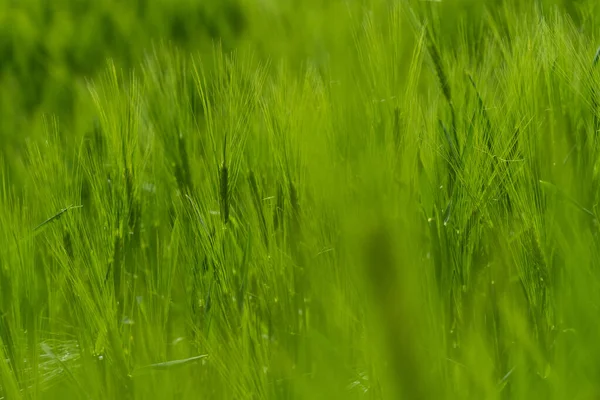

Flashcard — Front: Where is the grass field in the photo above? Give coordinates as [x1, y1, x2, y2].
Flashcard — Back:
[2, 0, 600, 398]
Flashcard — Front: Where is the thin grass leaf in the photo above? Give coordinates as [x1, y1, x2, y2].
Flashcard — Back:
[33, 205, 83, 233]
[132, 354, 209, 375]
[539, 180, 595, 218]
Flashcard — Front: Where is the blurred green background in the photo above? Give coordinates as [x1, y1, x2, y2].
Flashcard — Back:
[2, 0, 596, 147]
[0, 0, 246, 175]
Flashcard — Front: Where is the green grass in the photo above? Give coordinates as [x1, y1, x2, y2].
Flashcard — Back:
[2, 0, 600, 398]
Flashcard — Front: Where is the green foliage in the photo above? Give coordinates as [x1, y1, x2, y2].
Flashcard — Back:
[2, 0, 600, 399]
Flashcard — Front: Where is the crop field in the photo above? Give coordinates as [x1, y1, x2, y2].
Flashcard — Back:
[2, 0, 600, 399]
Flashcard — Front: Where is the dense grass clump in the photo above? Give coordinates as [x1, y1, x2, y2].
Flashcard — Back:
[3, 0, 600, 399]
